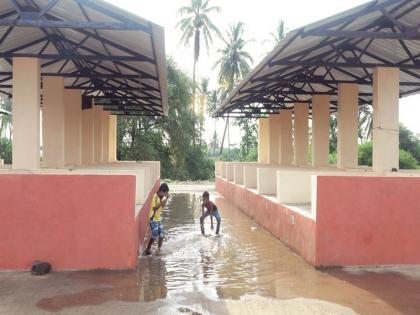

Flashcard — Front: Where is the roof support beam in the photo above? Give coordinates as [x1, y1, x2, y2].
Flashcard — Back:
[39, 0, 60, 17]
[269, 59, 420, 69]
[0, 18, 150, 31]
[0, 52, 150, 62]
[77, 0, 151, 33]
[303, 29, 420, 40]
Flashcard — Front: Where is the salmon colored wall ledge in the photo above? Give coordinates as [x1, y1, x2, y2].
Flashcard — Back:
[315, 176, 420, 267]
[216, 177, 316, 265]
[0, 174, 137, 271]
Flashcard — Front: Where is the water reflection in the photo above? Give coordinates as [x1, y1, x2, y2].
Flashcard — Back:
[33, 193, 420, 314]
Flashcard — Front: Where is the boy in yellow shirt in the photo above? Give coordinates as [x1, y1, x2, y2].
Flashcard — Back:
[145, 183, 170, 255]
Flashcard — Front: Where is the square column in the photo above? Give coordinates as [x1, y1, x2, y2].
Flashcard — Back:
[279, 110, 293, 165]
[12, 57, 41, 170]
[93, 105, 103, 164]
[102, 111, 110, 163]
[372, 67, 400, 172]
[268, 114, 281, 164]
[64, 89, 82, 166]
[81, 108, 94, 165]
[312, 95, 330, 167]
[258, 118, 269, 163]
[108, 115, 117, 162]
[42, 76, 65, 168]
[294, 103, 309, 166]
[337, 83, 359, 169]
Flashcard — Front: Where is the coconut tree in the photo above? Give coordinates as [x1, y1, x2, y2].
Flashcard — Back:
[269, 20, 286, 46]
[176, 0, 221, 105]
[215, 22, 253, 93]
[0, 97, 12, 140]
[359, 105, 373, 142]
[214, 22, 254, 158]
[207, 89, 221, 154]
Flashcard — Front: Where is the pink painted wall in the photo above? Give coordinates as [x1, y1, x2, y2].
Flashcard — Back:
[216, 177, 316, 265]
[315, 176, 420, 267]
[0, 174, 137, 271]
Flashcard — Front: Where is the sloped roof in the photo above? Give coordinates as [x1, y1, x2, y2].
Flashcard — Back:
[0, 0, 168, 116]
[215, 0, 420, 118]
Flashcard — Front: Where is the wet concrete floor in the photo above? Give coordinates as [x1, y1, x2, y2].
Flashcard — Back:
[1, 192, 420, 314]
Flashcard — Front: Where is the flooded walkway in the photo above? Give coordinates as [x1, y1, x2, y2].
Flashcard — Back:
[1, 192, 420, 314]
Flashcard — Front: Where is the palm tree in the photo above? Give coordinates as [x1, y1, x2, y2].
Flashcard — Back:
[197, 77, 209, 117]
[176, 0, 221, 105]
[268, 20, 286, 46]
[207, 90, 220, 154]
[214, 22, 254, 157]
[215, 22, 253, 94]
[0, 97, 12, 140]
[359, 105, 373, 142]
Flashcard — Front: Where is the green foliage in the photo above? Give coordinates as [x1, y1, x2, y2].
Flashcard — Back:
[267, 20, 286, 46]
[358, 141, 373, 166]
[399, 149, 419, 169]
[176, 0, 221, 62]
[117, 59, 214, 180]
[400, 124, 420, 162]
[358, 140, 419, 169]
[329, 115, 337, 153]
[219, 148, 241, 161]
[0, 138, 11, 164]
[243, 146, 258, 162]
[234, 118, 258, 160]
[329, 152, 337, 165]
[215, 22, 253, 93]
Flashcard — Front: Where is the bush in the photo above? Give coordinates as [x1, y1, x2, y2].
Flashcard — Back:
[244, 146, 258, 162]
[329, 152, 337, 165]
[358, 141, 373, 166]
[358, 141, 419, 169]
[0, 138, 12, 164]
[399, 149, 419, 169]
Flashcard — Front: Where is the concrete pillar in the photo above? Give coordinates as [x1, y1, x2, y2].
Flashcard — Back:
[312, 95, 330, 167]
[108, 115, 117, 162]
[258, 118, 269, 163]
[234, 164, 244, 185]
[81, 108, 94, 165]
[279, 110, 293, 165]
[64, 89, 82, 166]
[93, 105, 103, 164]
[337, 83, 359, 169]
[268, 114, 281, 164]
[372, 67, 400, 172]
[102, 111, 110, 163]
[42, 76, 65, 168]
[294, 103, 309, 166]
[12, 57, 41, 170]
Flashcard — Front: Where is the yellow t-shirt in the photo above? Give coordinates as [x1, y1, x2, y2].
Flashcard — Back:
[149, 194, 162, 222]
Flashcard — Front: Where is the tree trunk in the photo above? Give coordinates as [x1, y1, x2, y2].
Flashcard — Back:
[219, 118, 228, 156]
[192, 58, 197, 110]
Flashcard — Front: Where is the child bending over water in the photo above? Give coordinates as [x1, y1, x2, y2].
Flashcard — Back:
[200, 191, 221, 235]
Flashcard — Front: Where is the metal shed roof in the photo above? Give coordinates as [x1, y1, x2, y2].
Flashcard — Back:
[215, 0, 420, 118]
[0, 0, 168, 116]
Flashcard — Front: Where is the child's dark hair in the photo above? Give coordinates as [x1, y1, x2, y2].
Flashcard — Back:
[159, 183, 169, 192]
[202, 191, 209, 198]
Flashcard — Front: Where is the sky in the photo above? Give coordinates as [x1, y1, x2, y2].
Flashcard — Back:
[106, 0, 420, 143]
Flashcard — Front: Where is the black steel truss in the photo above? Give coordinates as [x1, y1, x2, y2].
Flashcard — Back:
[216, 0, 420, 118]
[0, 0, 164, 116]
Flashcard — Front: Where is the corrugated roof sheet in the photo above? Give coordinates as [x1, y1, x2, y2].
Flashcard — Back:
[216, 0, 420, 118]
[0, 0, 168, 116]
